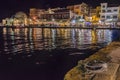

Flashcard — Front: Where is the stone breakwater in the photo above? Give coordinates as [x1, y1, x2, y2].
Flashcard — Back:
[64, 42, 120, 80]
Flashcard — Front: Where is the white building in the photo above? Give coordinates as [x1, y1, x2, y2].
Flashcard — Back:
[100, 3, 120, 25]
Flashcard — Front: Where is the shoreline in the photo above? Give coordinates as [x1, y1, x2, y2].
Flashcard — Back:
[0, 26, 120, 30]
[64, 41, 120, 80]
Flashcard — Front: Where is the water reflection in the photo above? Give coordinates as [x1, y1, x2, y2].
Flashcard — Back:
[0, 28, 120, 80]
[112, 30, 120, 41]
[1, 28, 118, 54]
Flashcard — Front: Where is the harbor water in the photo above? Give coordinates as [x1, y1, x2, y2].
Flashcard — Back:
[0, 27, 120, 80]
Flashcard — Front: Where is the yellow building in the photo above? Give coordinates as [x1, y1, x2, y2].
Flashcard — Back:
[90, 6, 101, 24]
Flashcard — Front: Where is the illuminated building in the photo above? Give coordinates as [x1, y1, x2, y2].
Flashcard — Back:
[87, 6, 101, 24]
[30, 8, 38, 18]
[29, 8, 45, 25]
[40, 8, 74, 21]
[2, 19, 6, 25]
[100, 3, 120, 25]
[14, 12, 28, 26]
[2, 12, 28, 26]
[4, 2, 120, 26]
[29, 3, 89, 26]
[29, 8, 75, 26]
[67, 2, 89, 19]
[29, 8, 45, 19]
[67, 2, 90, 26]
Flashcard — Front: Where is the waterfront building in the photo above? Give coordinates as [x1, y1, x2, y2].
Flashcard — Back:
[3, 2, 120, 27]
[67, 2, 89, 16]
[39, 8, 75, 26]
[2, 12, 28, 26]
[2, 19, 6, 26]
[87, 6, 101, 25]
[100, 3, 120, 25]
[29, 8, 76, 26]
[40, 8, 72, 20]
[67, 2, 89, 21]
[29, 8, 46, 25]
[29, 8, 45, 19]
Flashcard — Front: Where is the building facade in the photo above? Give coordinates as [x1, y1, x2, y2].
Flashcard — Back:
[40, 8, 74, 20]
[2, 12, 28, 26]
[100, 3, 120, 25]
[87, 6, 101, 24]
[30, 8, 45, 19]
[29, 8, 76, 26]
[67, 2, 88, 15]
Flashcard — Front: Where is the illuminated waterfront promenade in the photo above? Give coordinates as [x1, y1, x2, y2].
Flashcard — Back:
[0, 26, 120, 29]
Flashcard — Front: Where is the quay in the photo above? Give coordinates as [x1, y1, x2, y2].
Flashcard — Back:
[1, 26, 120, 30]
[64, 42, 120, 80]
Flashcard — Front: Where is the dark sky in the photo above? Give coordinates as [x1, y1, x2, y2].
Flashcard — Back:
[0, 0, 120, 20]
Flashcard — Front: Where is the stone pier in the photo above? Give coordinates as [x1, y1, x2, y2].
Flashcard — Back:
[93, 63, 119, 80]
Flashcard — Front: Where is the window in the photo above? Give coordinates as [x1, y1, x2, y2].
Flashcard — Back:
[114, 9, 117, 12]
[102, 5, 105, 8]
[106, 16, 110, 19]
[101, 16, 105, 18]
[107, 10, 111, 12]
[113, 15, 117, 19]
[102, 10, 105, 13]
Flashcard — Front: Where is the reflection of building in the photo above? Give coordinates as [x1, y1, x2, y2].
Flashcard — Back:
[100, 3, 120, 25]
[91, 29, 97, 44]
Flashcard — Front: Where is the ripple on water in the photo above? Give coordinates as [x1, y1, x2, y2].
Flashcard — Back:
[69, 52, 84, 55]
[8, 57, 12, 60]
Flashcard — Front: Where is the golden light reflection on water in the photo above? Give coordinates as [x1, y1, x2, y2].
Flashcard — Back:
[91, 29, 98, 44]
[2, 28, 113, 54]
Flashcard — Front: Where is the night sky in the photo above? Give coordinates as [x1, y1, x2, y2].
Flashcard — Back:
[0, 0, 120, 21]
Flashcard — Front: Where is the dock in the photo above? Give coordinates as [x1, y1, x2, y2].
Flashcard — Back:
[1, 26, 120, 30]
